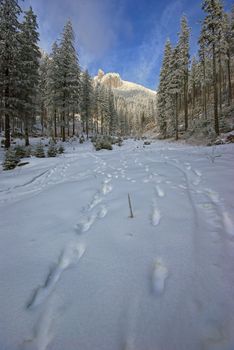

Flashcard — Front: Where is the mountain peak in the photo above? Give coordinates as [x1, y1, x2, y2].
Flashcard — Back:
[94, 70, 156, 95]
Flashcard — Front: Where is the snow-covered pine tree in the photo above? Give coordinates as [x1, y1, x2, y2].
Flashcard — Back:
[38, 53, 50, 135]
[47, 141, 57, 157]
[3, 147, 19, 170]
[56, 20, 80, 142]
[201, 0, 224, 135]
[157, 39, 172, 138]
[0, 0, 22, 148]
[108, 87, 117, 135]
[80, 69, 93, 138]
[223, 10, 233, 106]
[178, 15, 190, 130]
[34, 142, 45, 158]
[20, 6, 41, 146]
[46, 42, 61, 138]
[168, 44, 182, 140]
[93, 82, 101, 134]
[198, 25, 209, 120]
[99, 85, 109, 135]
[189, 57, 200, 115]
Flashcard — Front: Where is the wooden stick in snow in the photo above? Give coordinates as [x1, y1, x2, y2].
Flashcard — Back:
[128, 193, 134, 218]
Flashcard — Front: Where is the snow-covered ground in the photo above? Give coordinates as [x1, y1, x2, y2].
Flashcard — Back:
[0, 139, 234, 350]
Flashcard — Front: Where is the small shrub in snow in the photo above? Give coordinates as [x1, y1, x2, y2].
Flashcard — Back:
[117, 137, 123, 146]
[14, 145, 26, 159]
[24, 146, 32, 158]
[58, 144, 65, 154]
[47, 142, 58, 157]
[3, 148, 20, 170]
[34, 143, 45, 158]
[79, 135, 85, 144]
[95, 136, 113, 151]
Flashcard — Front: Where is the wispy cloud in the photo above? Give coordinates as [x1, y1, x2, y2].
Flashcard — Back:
[123, 0, 184, 89]
[23, 0, 131, 66]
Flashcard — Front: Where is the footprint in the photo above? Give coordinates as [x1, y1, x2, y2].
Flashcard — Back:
[194, 169, 202, 177]
[23, 298, 58, 350]
[27, 243, 86, 309]
[152, 208, 161, 226]
[155, 185, 165, 198]
[88, 194, 102, 210]
[102, 182, 112, 195]
[222, 211, 234, 237]
[152, 259, 168, 296]
[97, 205, 108, 219]
[76, 214, 96, 233]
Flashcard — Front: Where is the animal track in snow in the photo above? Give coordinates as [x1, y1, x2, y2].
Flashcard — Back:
[27, 242, 86, 309]
[152, 259, 168, 296]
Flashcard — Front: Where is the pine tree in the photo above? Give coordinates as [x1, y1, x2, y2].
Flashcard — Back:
[168, 44, 182, 140]
[19, 6, 41, 146]
[0, 0, 22, 148]
[56, 20, 80, 141]
[108, 87, 117, 135]
[80, 69, 93, 138]
[223, 9, 234, 105]
[38, 53, 49, 135]
[47, 42, 60, 138]
[157, 39, 172, 138]
[47, 141, 57, 157]
[3, 147, 19, 170]
[34, 142, 45, 158]
[199, 25, 208, 119]
[201, 0, 224, 135]
[178, 15, 190, 130]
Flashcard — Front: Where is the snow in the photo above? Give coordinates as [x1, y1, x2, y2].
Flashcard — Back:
[0, 139, 234, 350]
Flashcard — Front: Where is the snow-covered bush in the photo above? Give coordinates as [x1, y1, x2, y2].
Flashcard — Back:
[58, 144, 65, 154]
[47, 142, 58, 157]
[95, 136, 113, 151]
[3, 148, 20, 170]
[34, 143, 45, 158]
[14, 145, 27, 159]
[79, 135, 85, 144]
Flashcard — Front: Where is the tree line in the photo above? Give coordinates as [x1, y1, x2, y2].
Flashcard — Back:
[157, 0, 234, 140]
[0, 0, 118, 149]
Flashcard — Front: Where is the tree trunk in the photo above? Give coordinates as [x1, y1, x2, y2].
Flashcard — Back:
[5, 112, 11, 149]
[86, 112, 89, 139]
[72, 111, 75, 136]
[101, 114, 104, 135]
[54, 109, 57, 138]
[212, 43, 219, 135]
[62, 108, 65, 142]
[184, 73, 188, 130]
[12, 117, 15, 137]
[175, 94, 179, 141]
[218, 53, 222, 113]
[24, 116, 29, 146]
[4, 69, 11, 149]
[227, 50, 232, 106]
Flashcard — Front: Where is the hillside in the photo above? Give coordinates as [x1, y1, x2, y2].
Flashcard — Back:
[94, 70, 157, 135]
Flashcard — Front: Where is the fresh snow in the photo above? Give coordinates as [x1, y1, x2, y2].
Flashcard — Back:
[0, 139, 234, 350]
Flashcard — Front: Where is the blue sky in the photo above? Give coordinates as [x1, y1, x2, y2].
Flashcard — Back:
[22, 0, 233, 90]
